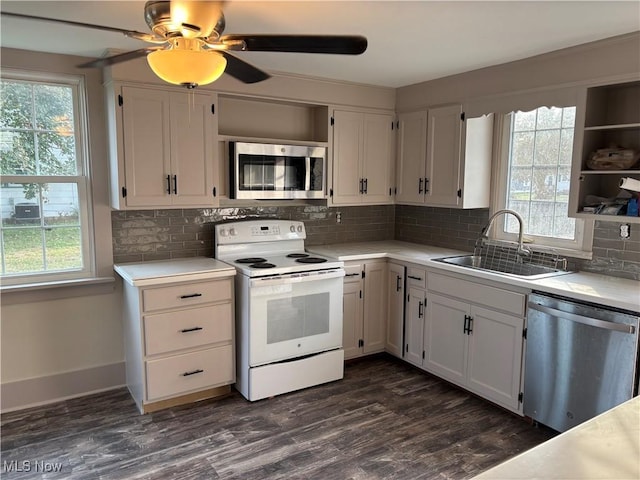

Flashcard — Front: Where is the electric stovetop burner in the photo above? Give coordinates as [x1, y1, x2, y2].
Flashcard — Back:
[250, 262, 276, 269]
[296, 257, 328, 264]
[236, 257, 267, 264]
[286, 253, 309, 258]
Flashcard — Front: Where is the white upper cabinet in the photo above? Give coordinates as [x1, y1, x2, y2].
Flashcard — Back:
[331, 109, 394, 205]
[108, 84, 218, 209]
[395, 104, 493, 208]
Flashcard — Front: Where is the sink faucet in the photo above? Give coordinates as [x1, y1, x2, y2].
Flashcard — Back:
[480, 209, 531, 256]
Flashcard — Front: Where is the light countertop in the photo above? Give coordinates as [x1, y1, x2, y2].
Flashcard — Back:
[307, 241, 640, 312]
[114, 258, 236, 287]
[473, 395, 640, 480]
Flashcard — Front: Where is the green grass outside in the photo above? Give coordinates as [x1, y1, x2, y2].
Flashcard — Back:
[2, 226, 82, 273]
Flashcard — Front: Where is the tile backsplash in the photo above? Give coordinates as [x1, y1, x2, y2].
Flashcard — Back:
[111, 204, 638, 280]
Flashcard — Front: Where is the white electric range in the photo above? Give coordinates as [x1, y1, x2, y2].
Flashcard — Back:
[215, 219, 345, 401]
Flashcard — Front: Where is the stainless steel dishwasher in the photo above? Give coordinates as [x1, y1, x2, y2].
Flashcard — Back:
[524, 291, 639, 433]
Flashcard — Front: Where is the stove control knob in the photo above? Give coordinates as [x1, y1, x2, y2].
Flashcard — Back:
[290, 225, 296, 233]
[297, 225, 303, 232]
[229, 228, 237, 236]
[219, 228, 227, 237]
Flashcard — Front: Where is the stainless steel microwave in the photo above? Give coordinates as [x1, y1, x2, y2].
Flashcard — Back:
[229, 142, 326, 200]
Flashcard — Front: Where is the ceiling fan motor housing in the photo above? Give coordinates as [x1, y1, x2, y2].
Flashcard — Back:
[144, 0, 225, 40]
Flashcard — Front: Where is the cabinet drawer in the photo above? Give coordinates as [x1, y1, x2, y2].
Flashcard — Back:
[343, 264, 362, 283]
[406, 267, 427, 289]
[144, 303, 233, 356]
[143, 279, 232, 312]
[146, 345, 233, 400]
[428, 272, 525, 316]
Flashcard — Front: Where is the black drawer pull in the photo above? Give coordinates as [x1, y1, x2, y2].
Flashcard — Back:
[166, 174, 171, 194]
[407, 275, 423, 281]
[180, 327, 203, 333]
[180, 293, 203, 299]
[396, 275, 402, 291]
[182, 369, 204, 377]
[345, 273, 361, 277]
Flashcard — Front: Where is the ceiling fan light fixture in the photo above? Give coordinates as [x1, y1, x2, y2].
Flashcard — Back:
[147, 41, 226, 88]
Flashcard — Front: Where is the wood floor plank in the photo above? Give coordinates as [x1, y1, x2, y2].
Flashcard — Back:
[0, 355, 555, 479]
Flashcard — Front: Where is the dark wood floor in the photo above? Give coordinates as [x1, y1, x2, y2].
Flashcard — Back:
[1, 355, 555, 480]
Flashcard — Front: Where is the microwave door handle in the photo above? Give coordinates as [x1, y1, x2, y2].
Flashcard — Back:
[305, 156, 311, 191]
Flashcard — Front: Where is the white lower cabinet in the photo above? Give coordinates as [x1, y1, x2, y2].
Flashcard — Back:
[402, 268, 526, 414]
[385, 262, 405, 358]
[120, 274, 235, 413]
[342, 260, 388, 360]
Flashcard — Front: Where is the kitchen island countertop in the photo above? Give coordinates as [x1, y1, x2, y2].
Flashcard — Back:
[307, 241, 640, 312]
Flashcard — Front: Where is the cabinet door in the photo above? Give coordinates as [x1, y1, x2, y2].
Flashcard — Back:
[425, 104, 462, 207]
[396, 111, 427, 204]
[363, 261, 387, 354]
[424, 293, 468, 385]
[121, 86, 172, 207]
[362, 113, 393, 204]
[169, 92, 217, 207]
[466, 305, 524, 411]
[332, 110, 363, 205]
[386, 263, 405, 358]
[405, 286, 426, 367]
[342, 280, 363, 360]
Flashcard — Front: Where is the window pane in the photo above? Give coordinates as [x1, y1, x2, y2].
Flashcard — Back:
[553, 203, 576, 239]
[513, 110, 536, 131]
[536, 107, 563, 129]
[561, 107, 576, 128]
[34, 84, 74, 134]
[531, 167, 557, 201]
[37, 131, 77, 175]
[0, 80, 33, 129]
[528, 201, 555, 236]
[533, 130, 560, 165]
[45, 227, 83, 270]
[1, 183, 41, 225]
[0, 131, 36, 175]
[559, 128, 574, 165]
[511, 132, 534, 166]
[43, 183, 80, 227]
[2, 227, 44, 274]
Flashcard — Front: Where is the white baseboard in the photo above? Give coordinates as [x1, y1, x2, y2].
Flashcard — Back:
[1, 362, 126, 413]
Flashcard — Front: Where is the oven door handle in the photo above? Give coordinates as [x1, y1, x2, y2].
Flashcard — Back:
[250, 269, 345, 287]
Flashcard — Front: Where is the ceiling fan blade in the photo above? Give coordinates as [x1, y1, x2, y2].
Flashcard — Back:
[221, 34, 367, 55]
[78, 48, 162, 68]
[221, 52, 271, 84]
[1, 11, 152, 39]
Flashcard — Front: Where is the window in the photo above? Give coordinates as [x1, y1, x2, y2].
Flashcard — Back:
[0, 73, 94, 284]
[494, 106, 592, 257]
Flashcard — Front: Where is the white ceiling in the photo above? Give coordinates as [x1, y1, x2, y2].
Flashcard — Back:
[1, 1, 639, 88]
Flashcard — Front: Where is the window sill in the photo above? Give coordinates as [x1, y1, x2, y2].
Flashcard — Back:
[0, 276, 116, 305]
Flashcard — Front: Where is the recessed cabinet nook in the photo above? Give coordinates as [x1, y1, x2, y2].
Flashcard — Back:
[571, 79, 640, 223]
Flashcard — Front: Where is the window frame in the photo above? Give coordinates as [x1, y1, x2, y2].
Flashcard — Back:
[491, 110, 593, 259]
[0, 70, 96, 285]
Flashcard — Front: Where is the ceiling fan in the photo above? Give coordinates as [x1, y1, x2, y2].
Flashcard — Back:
[2, 0, 368, 88]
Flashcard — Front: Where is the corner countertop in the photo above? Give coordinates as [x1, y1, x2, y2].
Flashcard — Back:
[306, 241, 640, 312]
[114, 258, 236, 287]
[473, 395, 640, 480]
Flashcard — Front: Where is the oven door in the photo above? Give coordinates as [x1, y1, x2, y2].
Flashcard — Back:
[248, 269, 344, 366]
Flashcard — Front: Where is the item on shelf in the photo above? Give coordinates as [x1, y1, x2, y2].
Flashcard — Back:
[586, 147, 639, 170]
[619, 177, 640, 193]
[627, 198, 639, 217]
[598, 203, 625, 216]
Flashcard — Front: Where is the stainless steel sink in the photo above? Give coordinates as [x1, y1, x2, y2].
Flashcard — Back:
[433, 255, 572, 280]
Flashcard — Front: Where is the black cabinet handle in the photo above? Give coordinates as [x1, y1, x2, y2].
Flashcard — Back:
[424, 177, 430, 193]
[173, 175, 178, 195]
[418, 178, 423, 194]
[396, 275, 402, 292]
[464, 315, 474, 335]
[418, 301, 424, 318]
[180, 327, 203, 333]
[182, 369, 204, 377]
[180, 293, 203, 299]
[407, 275, 423, 281]
[468, 316, 473, 335]
[363, 178, 368, 194]
[345, 273, 361, 277]
[166, 174, 171, 194]
[359, 178, 364, 194]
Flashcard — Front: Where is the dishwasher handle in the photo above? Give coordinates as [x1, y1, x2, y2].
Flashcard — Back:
[528, 302, 636, 334]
